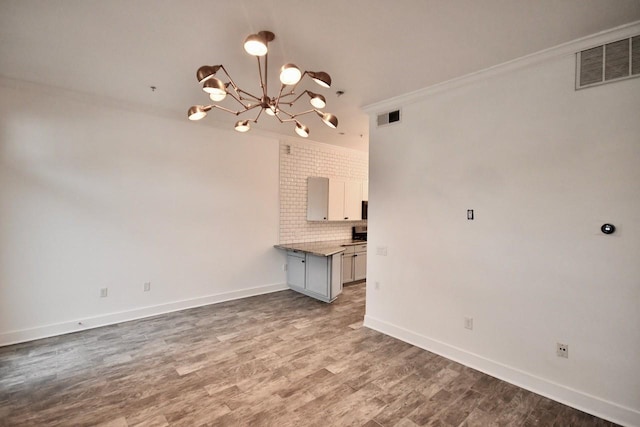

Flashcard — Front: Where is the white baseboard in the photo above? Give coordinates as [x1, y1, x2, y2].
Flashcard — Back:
[0, 283, 288, 347]
[364, 315, 640, 427]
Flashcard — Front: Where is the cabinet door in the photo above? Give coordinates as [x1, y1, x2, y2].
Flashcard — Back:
[316, 178, 363, 222]
[344, 181, 362, 221]
[287, 252, 306, 289]
[305, 254, 329, 297]
[353, 252, 367, 281]
[327, 179, 345, 221]
[307, 177, 329, 221]
[330, 253, 343, 299]
[342, 254, 354, 284]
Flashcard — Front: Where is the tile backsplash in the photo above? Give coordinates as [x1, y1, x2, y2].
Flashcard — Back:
[279, 140, 368, 244]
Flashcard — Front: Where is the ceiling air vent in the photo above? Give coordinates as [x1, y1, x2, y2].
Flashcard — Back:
[377, 109, 401, 127]
[576, 35, 640, 89]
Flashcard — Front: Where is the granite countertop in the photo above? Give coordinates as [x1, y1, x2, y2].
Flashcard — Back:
[274, 239, 367, 257]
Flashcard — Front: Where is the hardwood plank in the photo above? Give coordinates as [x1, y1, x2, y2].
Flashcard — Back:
[0, 283, 620, 427]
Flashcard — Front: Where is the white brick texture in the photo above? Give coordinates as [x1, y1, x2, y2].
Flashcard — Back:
[279, 141, 368, 244]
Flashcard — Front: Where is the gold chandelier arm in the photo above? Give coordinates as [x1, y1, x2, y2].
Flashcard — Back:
[274, 106, 293, 119]
[253, 107, 264, 123]
[282, 90, 309, 106]
[256, 56, 266, 99]
[235, 89, 262, 103]
[274, 84, 287, 109]
[219, 65, 261, 103]
[208, 104, 247, 115]
[262, 53, 268, 98]
[202, 102, 261, 116]
[244, 103, 262, 114]
[286, 70, 307, 95]
[271, 106, 295, 123]
[289, 108, 319, 119]
[218, 65, 241, 93]
[224, 91, 258, 111]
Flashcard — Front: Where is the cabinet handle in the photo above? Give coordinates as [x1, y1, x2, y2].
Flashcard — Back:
[344, 217, 348, 220]
[301, 260, 305, 263]
[323, 217, 327, 220]
[354, 254, 357, 257]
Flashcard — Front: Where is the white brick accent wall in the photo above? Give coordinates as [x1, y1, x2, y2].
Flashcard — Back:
[279, 140, 368, 244]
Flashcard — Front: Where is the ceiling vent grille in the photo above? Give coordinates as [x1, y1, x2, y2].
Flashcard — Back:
[576, 35, 640, 89]
[377, 109, 401, 127]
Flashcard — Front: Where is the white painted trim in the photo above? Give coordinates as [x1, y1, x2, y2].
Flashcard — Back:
[280, 136, 370, 157]
[363, 315, 640, 427]
[363, 20, 640, 114]
[0, 283, 288, 347]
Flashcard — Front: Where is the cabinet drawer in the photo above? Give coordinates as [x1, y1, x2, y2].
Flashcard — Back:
[354, 243, 367, 253]
[287, 251, 305, 260]
[342, 246, 355, 255]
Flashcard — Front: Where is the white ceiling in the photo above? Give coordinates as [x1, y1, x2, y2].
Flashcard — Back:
[1, 1, 639, 151]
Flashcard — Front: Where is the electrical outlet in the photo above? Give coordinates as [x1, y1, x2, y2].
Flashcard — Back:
[374, 281, 380, 290]
[557, 343, 569, 358]
[144, 282, 151, 292]
[100, 288, 108, 298]
[376, 247, 388, 256]
[282, 264, 287, 271]
[464, 317, 473, 330]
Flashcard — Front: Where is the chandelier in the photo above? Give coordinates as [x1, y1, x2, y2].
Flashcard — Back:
[187, 30, 338, 138]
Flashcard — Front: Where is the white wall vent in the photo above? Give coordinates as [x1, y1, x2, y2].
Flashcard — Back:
[377, 109, 401, 127]
[576, 35, 640, 89]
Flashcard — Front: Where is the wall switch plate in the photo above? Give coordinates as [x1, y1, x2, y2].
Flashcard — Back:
[100, 288, 108, 298]
[282, 264, 287, 271]
[144, 282, 151, 292]
[464, 317, 473, 330]
[376, 246, 388, 256]
[557, 343, 569, 358]
[374, 281, 381, 290]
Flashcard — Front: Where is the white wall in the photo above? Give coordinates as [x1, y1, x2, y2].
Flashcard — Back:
[0, 78, 286, 345]
[365, 26, 640, 426]
[278, 140, 368, 244]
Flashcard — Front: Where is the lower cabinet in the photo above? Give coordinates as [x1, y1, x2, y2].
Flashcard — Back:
[342, 243, 367, 284]
[286, 251, 343, 303]
[287, 252, 306, 289]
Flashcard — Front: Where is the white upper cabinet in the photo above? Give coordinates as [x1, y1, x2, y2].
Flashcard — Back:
[343, 180, 362, 221]
[307, 177, 329, 221]
[328, 179, 345, 220]
[307, 177, 364, 222]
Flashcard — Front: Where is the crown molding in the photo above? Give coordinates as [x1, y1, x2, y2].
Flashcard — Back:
[363, 20, 640, 115]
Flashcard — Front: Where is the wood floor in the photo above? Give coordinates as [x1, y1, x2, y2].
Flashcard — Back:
[0, 283, 618, 427]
